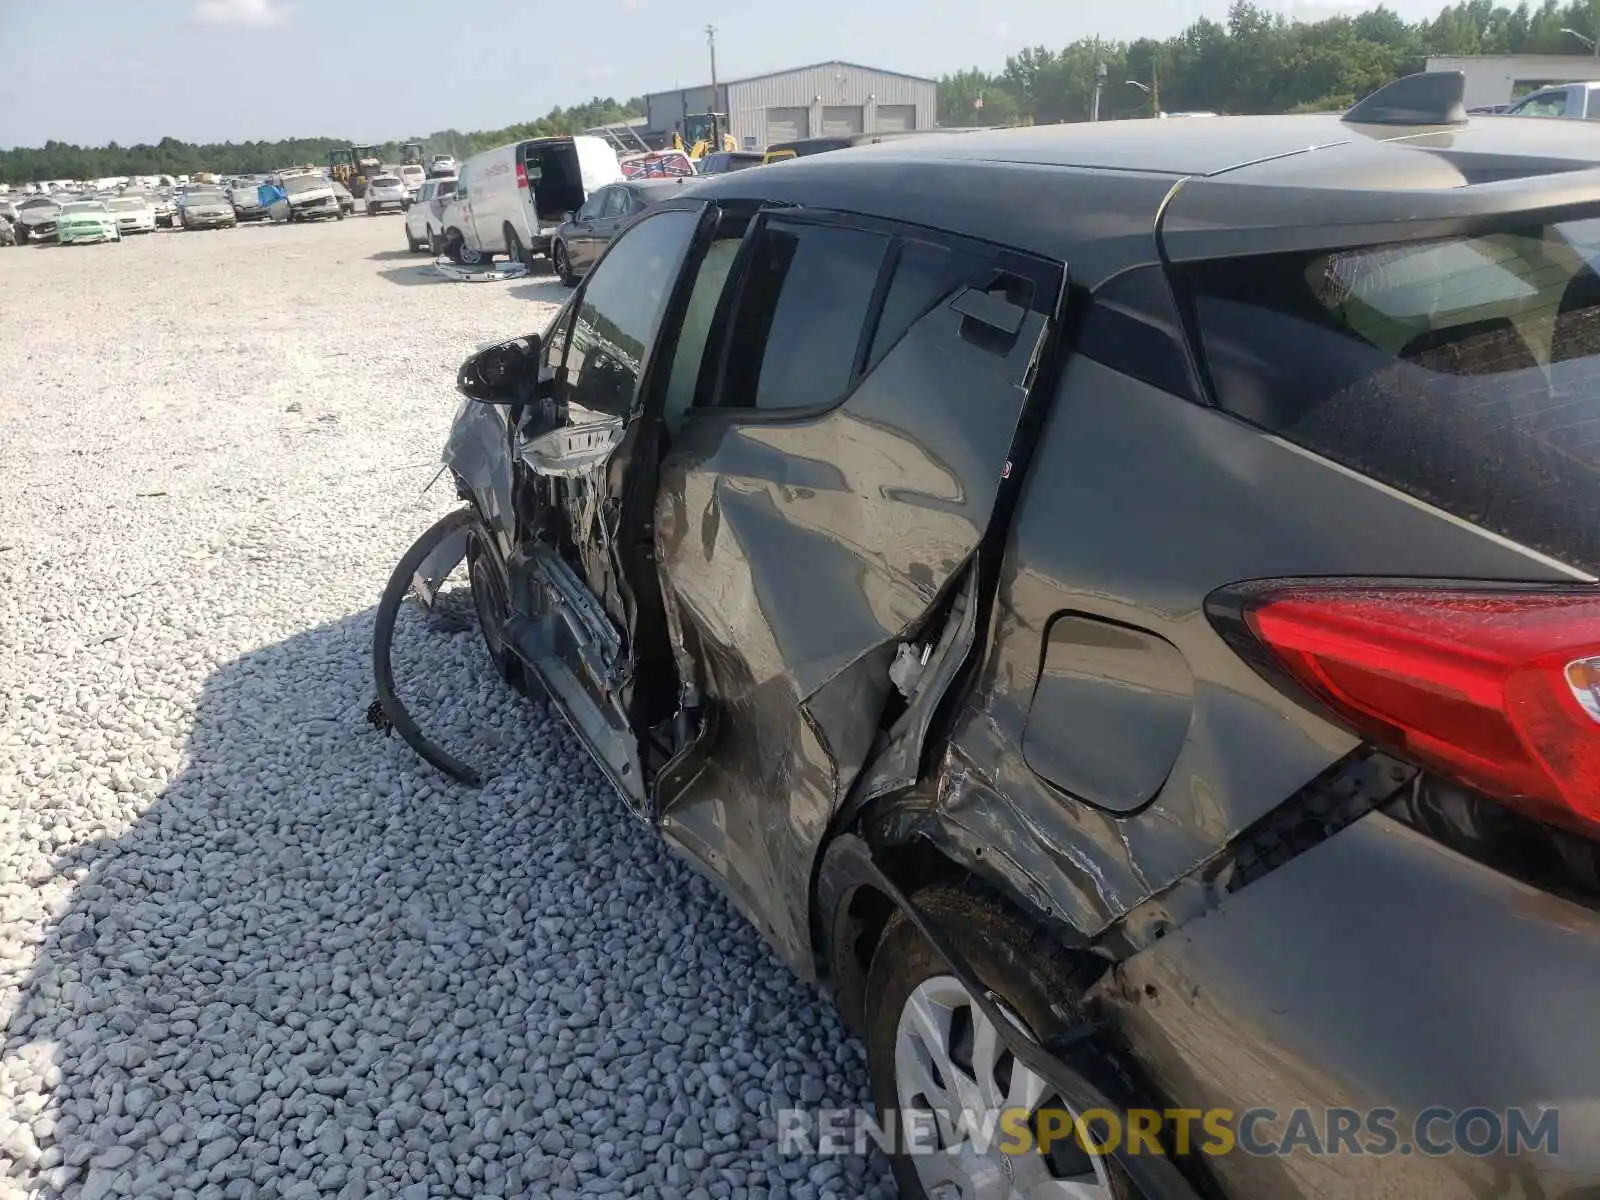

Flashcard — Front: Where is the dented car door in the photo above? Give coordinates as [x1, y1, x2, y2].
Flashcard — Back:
[650, 210, 1062, 962]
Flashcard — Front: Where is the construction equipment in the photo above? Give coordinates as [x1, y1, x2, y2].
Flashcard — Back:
[327, 145, 383, 198]
[672, 113, 738, 160]
[400, 141, 425, 166]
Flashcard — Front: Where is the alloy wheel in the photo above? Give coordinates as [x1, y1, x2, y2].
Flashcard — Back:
[894, 975, 1113, 1200]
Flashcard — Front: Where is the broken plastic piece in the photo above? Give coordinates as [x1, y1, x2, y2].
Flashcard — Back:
[889, 642, 927, 699]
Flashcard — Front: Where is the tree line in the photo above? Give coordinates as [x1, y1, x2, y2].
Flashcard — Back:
[7, 0, 1600, 183]
[938, 0, 1600, 127]
[0, 97, 644, 186]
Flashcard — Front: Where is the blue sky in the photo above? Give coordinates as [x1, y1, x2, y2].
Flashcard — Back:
[0, 0, 1454, 148]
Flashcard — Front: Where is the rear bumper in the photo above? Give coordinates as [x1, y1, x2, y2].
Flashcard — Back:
[1100, 812, 1600, 1198]
[366, 198, 404, 211]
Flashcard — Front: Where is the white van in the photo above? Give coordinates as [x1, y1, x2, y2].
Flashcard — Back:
[439, 136, 623, 267]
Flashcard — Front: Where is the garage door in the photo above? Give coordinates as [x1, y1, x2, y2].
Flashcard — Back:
[822, 106, 864, 136]
[874, 104, 917, 132]
[765, 107, 810, 145]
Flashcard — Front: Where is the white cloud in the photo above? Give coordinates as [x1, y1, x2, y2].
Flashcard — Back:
[623, 0, 646, 10]
[192, 0, 293, 28]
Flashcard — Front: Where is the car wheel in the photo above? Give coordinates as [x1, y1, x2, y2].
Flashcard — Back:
[553, 240, 576, 288]
[428, 229, 441, 257]
[448, 231, 482, 266]
[405, 224, 421, 253]
[505, 225, 528, 269]
[864, 885, 1131, 1200]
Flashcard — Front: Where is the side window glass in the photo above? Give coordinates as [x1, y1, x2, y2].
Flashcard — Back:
[662, 234, 745, 429]
[577, 193, 603, 221]
[865, 239, 970, 370]
[564, 210, 701, 417]
[718, 220, 890, 411]
[602, 189, 630, 218]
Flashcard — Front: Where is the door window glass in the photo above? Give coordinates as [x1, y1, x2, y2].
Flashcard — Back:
[718, 219, 890, 411]
[577, 192, 603, 221]
[865, 239, 974, 370]
[1510, 89, 1568, 118]
[662, 236, 745, 429]
[563, 210, 700, 417]
[602, 188, 631, 218]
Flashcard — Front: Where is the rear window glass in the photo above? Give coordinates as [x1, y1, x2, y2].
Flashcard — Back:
[1187, 218, 1600, 573]
[720, 220, 889, 411]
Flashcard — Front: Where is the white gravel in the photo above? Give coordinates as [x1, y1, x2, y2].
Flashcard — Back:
[0, 220, 893, 1199]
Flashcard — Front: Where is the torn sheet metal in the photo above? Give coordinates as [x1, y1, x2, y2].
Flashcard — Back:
[433, 257, 531, 283]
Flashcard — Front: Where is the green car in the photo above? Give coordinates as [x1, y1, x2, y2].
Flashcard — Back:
[55, 200, 121, 245]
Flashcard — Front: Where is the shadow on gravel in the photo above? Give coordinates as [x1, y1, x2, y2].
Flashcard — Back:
[506, 280, 570, 304]
[367, 250, 417, 263]
[2, 588, 892, 1199]
[375, 267, 458, 288]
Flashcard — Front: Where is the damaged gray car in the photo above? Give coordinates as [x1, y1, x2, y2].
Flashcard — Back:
[374, 73, 1600, 1200]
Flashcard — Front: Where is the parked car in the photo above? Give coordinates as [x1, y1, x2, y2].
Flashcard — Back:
[330, 179, 355, 215]
[549, 178, 693, 285]
[268, 172, 342, 222]
[14, 195, 61, 241]
[439, 135, 622, 267]
[152, 192, 177, 228]
[0, 199, 18, 225]
[695, 150, 765, 175]
[177, 187, 236, 230]
[396, 163, 427, 199]
[107, 194, 157, 234]
[229, 180, 269, 222]
[364, 173, 407, 215]
[1505, 80, 1600, 119]
[428, 153, 457, 177]
[0, 215, 15, 247]
[387, 72, 1600, 1200]
[55, 199, 121, 244]
[403, 175, 456, 253]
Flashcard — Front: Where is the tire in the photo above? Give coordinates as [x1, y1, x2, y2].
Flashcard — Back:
[864, 884, 1130, 1200]
[505, 225, 528, 269]
[428, 228, 441, 257]
[405, 224, 421, 252]
[553, 239, 576, 288]
[447, 230, 482, 266]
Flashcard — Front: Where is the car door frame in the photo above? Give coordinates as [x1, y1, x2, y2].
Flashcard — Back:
[568, 188, 607, 270]
[500, 197, 725, 815]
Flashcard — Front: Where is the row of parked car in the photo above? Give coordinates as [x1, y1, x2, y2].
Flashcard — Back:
[0, 158, 465, 246]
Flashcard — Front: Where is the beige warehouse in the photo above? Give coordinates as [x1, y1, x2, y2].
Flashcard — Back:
[642, 60, 937, 150]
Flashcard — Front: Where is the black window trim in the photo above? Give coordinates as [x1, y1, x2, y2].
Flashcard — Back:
[684, 206, 1062, 427]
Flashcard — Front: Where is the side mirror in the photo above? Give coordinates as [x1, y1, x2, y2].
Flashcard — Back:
[457, 334, 550, 405]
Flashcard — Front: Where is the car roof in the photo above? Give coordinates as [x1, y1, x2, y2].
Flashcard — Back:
[687, 111, 1600, 286]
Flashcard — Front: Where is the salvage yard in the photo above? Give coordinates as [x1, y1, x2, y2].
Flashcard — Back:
[0, 219, 890, 1199]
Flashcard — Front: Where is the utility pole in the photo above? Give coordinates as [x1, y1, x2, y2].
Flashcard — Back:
[706, 23, 721, 146]
[1091, 62, 1107, 122]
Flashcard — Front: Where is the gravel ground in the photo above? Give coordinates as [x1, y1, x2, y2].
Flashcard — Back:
[0, 219, 893, 1199]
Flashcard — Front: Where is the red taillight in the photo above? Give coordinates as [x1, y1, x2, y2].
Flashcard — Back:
[515, 161, 528, 190]
[1239, 586, 1600, 833]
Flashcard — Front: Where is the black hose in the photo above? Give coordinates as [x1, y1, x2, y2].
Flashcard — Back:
[370, 507, 483, 786]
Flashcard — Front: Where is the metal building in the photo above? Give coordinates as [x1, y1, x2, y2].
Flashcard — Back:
[643, 61, 937, 151]
[1427, 54, 1600, 109]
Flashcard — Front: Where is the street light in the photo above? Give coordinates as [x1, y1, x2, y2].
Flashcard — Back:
[1562, 26, 1599, 56]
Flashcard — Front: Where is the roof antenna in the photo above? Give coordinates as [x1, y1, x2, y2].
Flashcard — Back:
[1344, 70, 1468, 126]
